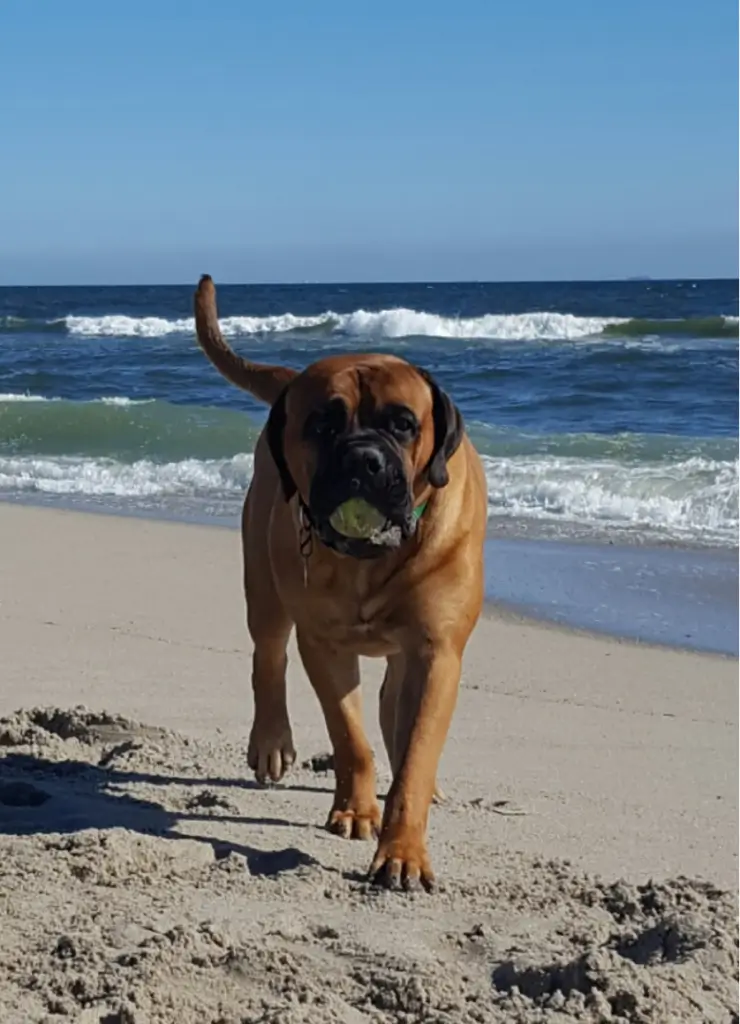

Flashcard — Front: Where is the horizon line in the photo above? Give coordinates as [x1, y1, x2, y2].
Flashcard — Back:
[1, 275, 738, 289]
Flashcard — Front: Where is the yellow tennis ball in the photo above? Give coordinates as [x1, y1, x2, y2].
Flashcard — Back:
[329, 498, 387, 539]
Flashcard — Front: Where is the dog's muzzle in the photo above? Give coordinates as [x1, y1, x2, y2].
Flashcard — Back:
[306, 433, 416, 559]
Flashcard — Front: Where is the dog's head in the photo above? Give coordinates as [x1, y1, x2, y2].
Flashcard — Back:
[265, 353, 464, 559]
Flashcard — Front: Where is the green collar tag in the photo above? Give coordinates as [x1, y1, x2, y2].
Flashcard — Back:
[412, 499, 428, 522]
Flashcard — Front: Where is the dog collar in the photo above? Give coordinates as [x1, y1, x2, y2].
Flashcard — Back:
[297, 496, 428, 583]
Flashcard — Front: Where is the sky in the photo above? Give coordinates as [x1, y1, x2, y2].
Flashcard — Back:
[0, 0, 737, 284]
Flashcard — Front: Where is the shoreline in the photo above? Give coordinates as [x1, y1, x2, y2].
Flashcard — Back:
[3, 495, 737, 657]
[479, 596, 737, 661]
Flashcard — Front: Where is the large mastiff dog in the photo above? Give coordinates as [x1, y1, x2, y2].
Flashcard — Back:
[194, 275, 487, 890]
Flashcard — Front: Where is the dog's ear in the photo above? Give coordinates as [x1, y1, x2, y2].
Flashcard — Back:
[418, 368, 465, 488]
[266, 386, 297, 501]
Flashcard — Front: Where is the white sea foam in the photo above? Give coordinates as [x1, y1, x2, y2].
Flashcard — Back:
[66, 315, 192, 338]
[60, 309, 740, 342]
[336, 309, 627, 340]
[0, 450, 736, 545]
[64, 313, 336, 338]
[0, 393, 61, 402]
[64, 310, 631, 341]
[480, 454, 738, 544]
[98, 396, 156, 407]
[0, 454, 254, 498]
[0, 393, 154, 406]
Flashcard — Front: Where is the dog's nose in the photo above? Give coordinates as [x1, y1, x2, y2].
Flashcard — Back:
[344, 444, 387, 481]
[361, 449, 383, 476]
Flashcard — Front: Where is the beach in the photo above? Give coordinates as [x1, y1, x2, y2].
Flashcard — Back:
[2, 0, 737, 1012]
[1, 502, 737, 1023]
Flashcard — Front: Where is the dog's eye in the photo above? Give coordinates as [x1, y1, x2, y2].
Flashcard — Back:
[303, 400, 346, 441]
[379, 406, 418, 440]
[304, 415, 337, 440]
[393, 415, 416, 436]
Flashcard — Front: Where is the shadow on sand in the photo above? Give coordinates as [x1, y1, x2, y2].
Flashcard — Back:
[0, 749, 341, 878]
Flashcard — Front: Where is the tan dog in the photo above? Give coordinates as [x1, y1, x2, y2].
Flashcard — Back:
[194, 275, 487, 890]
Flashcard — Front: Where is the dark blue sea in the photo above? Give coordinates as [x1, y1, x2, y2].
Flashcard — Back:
[1, 279, 737, 652]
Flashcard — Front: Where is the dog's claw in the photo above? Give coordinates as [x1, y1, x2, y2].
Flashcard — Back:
[247, 719, 296, 784]
[367, 828, 436, 893]
[328, 804, 381, 841]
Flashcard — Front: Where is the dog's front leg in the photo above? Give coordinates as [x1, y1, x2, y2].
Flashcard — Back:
[369, 640, 462, 891]
[297, 632, 381, 840]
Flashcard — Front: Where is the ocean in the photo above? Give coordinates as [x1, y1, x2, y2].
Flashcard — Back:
[1, 279, 738, 652]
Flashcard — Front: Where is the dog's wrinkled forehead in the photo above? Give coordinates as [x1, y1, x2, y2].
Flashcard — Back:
[288, 357, 432, 428]
[266, 352, 464, 502]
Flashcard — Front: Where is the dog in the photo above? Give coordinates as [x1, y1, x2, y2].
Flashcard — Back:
[193, 275, 487, 890]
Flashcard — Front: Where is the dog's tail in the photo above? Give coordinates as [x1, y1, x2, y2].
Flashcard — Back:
[193, 274, 298, 406]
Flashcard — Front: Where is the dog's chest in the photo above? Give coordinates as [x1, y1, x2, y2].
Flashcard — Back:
[305, 587, 398, 654]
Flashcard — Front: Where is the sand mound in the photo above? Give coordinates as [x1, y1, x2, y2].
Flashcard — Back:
[0, 706, 736, 1023]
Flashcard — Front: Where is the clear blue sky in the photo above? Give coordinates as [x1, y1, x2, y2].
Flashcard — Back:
[1, 0, 737, 284]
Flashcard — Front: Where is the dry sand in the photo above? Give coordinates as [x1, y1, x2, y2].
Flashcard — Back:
[0, 503, 737, 1024]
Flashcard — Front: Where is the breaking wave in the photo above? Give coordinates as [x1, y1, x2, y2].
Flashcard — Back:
[1, 311, 737, 341]
[480, 453, 737, 545]
[0, 450, 734, 545]
[1, 394, 736, 546]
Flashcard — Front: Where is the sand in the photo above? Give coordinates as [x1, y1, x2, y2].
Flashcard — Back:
[0, 503, 737, 1024]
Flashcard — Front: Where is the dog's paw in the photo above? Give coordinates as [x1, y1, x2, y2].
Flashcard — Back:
[367, 824, 435, 892]
[247, 719, 296, 784]
[327, 800, 381, 841]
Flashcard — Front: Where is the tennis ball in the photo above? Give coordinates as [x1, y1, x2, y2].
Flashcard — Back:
[329, 498, 387, 539]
